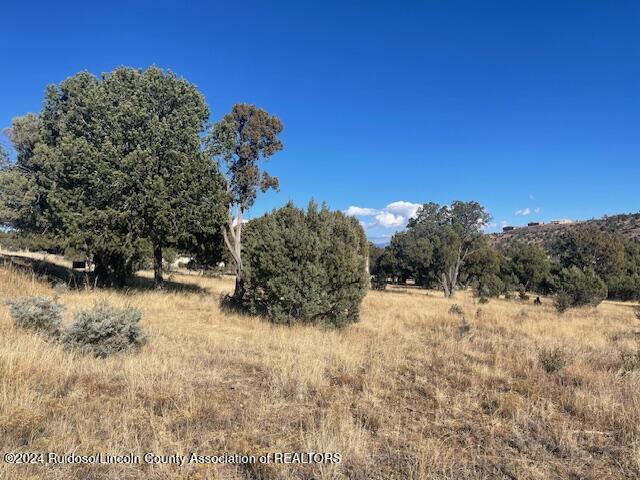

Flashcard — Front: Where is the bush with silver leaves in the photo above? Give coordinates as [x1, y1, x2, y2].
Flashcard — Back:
[6, 296, 64, 335]
[62, 301, 146, 357]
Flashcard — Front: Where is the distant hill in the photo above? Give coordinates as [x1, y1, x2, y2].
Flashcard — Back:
[489, 212, 640, 249]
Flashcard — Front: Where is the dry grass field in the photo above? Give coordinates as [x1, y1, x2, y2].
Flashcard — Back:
[1, 253, 640, 479]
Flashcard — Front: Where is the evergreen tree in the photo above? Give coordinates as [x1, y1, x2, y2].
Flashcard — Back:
[501, 242, 551, 292]
[1, 67, 227, 287]
[242, 202, 369, 327]
[553, 227, 639, 301]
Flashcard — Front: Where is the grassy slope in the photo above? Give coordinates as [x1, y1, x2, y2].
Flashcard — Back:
[1, 257, 639, 479]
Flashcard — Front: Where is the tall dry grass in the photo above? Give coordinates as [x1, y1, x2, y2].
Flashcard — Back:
[1, 255, 639, 479]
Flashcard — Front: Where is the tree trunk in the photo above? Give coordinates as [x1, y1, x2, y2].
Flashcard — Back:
[222, 206, 245, 301]
[441, 272, 452, 297]
[441, 267, 457, 297]
[365, 252, 371, 288]
[93, 253, 109, 287]
[113, 254, 128, 288]
[442, 248, 463, 298]
[233, 272, 245, 299]
[153, 242, 164, 289]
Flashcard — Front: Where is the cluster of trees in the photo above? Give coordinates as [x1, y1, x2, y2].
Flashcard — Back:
[371, 201, 492, 297]
[552, 227, 640, 302]
[2, 66, 637, 324]
[0, 67, 283, 292]
[371, 202, 640, 306]
[0, 66, 370, 327]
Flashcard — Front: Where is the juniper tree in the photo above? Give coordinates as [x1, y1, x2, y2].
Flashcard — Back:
[554, 266, 608, 312]
[378, 231, 432, 285]
[95, 67, 226, 288]
[207, 104, 283, 300]
[0, 114, 44, 232]
[501, 242, 551, 292]
[1, 67, 227, 287]
[462, 245, 504, 297]
[552, 228, 640, 301]
[242, 202, 369, 326]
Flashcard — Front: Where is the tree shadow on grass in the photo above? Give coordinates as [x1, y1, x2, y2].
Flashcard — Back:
[218, 293, 246, 315]
[0, 254, 207, 294]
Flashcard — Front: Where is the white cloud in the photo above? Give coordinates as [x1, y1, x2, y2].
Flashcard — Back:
[344, 206, 379, 216]
[384, 201, 421, 220]
[344, 200, 422, 230]
[500, 220, 508, 226]
[374, 211, 406, 228]
[515, 207, 531, 216]
[534, 207, 541, 214]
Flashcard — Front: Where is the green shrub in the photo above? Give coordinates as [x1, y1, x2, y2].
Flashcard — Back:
[62, 302, 145, 357]
[6, 296, 64, 335]
[554, 267, 607, 313]
[448, 304, 465, 316]
[475, 274, 504, 298]
[553, 292, 571, 313]
[0, 231, 64, 254]
[608, 275, 640, 302]
[478, 296, 489, 304]
[242, 202, 369, 327]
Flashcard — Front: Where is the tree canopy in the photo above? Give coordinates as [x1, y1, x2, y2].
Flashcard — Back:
[0, 67, 227, 287]
[374, 201, 491, 296]
[207, 103, 284, 300]
[242, 202, 369, 326]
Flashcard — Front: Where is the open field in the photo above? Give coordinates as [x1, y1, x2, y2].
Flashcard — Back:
[1, 254, 640, 479]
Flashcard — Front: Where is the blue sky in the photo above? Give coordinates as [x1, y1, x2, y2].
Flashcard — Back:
[1, 1, 638, 242]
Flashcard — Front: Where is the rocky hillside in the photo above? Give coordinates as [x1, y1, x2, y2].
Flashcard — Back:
[490, 212, 640, 249]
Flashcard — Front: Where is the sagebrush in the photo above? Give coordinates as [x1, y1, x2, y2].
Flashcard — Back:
[6, 296, 63, 335]
[539, 346, 568, 373]
[61, 301, 146, 357]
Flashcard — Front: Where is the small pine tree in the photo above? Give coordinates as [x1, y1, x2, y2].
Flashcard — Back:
[554, 267, 607, 313]
[554, 292, 572, 313]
